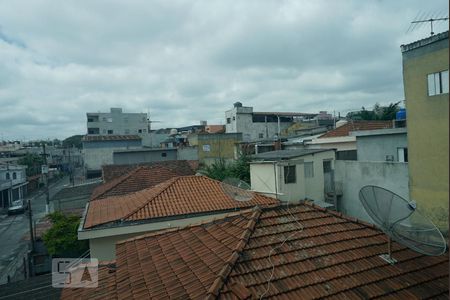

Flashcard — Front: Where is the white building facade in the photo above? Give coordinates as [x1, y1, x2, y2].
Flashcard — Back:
[0, 165, 28, 210]
[225, 102, 316, 142]
[86, 108, 149, 136]
[250, 149, 336, 203]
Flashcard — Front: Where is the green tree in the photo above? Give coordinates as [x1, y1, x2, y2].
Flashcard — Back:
[42, 212, 89, 257]
[200, 154, 251, 184]
[62, 135, 83, 149]
[346, 102, 401, 121]
[200, 159, 233, 182]
[230, 154, 251, 183]
[18, 153, 45, 176]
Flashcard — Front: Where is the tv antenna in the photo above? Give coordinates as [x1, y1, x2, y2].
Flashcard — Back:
[359, 185, 446, 265]
[407, 11, 449, 36]
[221, 177, 254, 202]
[146, 109, 162, 132]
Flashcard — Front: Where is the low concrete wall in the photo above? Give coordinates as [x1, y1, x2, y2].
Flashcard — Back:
[335, 160, 409, 224]
[177, 147, 198, 160]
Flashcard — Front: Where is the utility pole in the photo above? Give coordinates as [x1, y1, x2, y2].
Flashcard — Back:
[42, 144, 50, 214]
[27, 199, 34, 252]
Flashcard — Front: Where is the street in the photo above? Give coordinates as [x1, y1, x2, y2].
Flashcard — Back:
[0, 176, 70, 284]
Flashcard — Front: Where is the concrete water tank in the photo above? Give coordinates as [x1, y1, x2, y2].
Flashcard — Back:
[233, 102, 243, 108]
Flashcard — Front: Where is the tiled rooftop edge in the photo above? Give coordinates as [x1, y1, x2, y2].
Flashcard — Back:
[115, 207, 256, 245]
[401, 30, 449, 52]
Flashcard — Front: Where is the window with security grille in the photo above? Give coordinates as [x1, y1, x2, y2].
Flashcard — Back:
[284, 165, 296, 184]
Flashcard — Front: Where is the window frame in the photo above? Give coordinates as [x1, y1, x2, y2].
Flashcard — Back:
[304, 162, 314, 178]
[283, 165, 296, 184]
[428, 70, 449, 96]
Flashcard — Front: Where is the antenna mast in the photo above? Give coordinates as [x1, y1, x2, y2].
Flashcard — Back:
[410, 16, 449, 36]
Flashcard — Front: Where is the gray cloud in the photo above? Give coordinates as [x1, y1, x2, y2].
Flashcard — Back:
[0, 0, 448, 140]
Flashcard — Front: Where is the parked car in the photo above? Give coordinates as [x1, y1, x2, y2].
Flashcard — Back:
[7, 199, 28, 215]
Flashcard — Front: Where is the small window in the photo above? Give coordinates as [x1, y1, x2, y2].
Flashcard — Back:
[284, 165, 296, 184]
[138, 129, 142, 133]
[323, 160, 332, 173]
[226, 118, 231, 124]
[161, 152, 167, 157]
[102, 117, 107, 122]
[107, 130, 113, 134]
[6, 173, 10, 180]
[258, 133, 264, 139]
[397, 148, 408, 162]
[12, 172, 16, 180]
[107, 117, 113, 123]
[428, 70, 449, 96]
[143, 129, 147, 133]
[304, 162, 314, 178]
[232, 116, 236, 121]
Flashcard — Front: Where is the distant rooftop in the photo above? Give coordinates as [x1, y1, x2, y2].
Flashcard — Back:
[113, 147, 176, 153]
[253, 111, 318, 117]
[251, 149, 334, 161]
[91, 164, 196, 200]
[82, 135, 141, 142]
[401, 30, 449, 53]
[319, 121, 393, 139]
[101, 160, 199, 182]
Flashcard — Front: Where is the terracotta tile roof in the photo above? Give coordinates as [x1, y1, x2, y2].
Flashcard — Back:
[91, 165, 192, 200]
[82, 135, 141, 142]
[67, 203, 449, 299]
[83, 176, 279, 229]
[60, 263, 118, 300]
[319, 121, 393, 138]
[101, 160, 198, 182]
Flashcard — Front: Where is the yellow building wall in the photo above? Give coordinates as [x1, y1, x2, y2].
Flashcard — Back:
[197, 134, 241, 165]
[402, 42, 449, 233]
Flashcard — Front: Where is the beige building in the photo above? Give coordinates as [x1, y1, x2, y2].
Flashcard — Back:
[401, 31, 449, 233]
[250, 149, 336, 203]
[197, 133, 242, 166]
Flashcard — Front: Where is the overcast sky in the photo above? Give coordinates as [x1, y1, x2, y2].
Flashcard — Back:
[0, 0, 448, 140]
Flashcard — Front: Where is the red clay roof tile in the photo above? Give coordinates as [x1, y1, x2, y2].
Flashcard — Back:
[319, 121, 393, 138]
[91, 165, 192, 200]
[84, 176, 278, 229]
[101, 160, 198, 182]
[67, 203, 449, 299]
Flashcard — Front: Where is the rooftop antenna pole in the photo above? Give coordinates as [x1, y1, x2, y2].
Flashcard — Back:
[411, 16, 449, 36]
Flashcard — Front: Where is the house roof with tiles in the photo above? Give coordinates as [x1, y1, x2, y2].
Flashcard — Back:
[83, 175, 279, 229]
[91, 164, 193, 200]
[319, 121, 393, 139]
[65, 203, 449, 299]
[101, 160, 198, 182]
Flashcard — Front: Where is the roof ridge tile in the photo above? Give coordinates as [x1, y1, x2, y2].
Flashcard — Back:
[205, 208, 262, 298]
[121, 176, 183, 221]
[91, 166, 143, 200]
[115, 208, 256, 245]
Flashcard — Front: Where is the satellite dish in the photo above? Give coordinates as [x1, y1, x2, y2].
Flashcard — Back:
[359, 185, 446, 264]
[221, 177, 253, 202]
